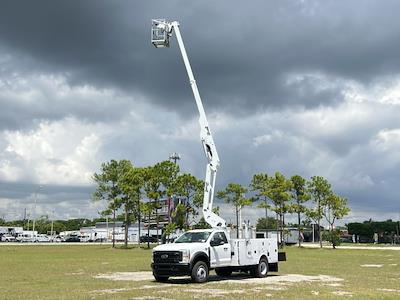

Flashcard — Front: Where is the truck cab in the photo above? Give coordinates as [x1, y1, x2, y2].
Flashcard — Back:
[151, 228, 280, 283]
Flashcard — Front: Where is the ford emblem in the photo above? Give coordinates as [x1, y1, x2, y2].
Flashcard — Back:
[161, 254, 168, 259]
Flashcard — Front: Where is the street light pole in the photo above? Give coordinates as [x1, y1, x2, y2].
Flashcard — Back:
[32, 185, 43, 238]
[50, 210, 55, 240]
[168, 153, 181, 223]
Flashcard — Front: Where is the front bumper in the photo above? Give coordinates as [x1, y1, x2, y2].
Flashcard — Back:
[151, 263, 191, 277]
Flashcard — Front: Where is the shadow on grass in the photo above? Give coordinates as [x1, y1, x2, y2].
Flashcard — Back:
[112, 244, 157, 250]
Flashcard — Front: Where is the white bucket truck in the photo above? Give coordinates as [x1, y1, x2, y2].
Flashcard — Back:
[150, 19, 285, 283]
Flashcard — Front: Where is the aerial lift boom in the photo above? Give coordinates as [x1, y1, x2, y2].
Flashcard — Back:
[151, 19, 225, 228]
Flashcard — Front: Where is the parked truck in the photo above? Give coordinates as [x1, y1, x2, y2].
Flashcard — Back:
[150, 19, 285, 283]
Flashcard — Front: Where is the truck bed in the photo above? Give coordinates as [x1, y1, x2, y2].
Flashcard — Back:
[229, 238, 278, 266]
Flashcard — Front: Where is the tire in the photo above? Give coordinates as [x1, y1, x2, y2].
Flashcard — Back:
[253, 257, 268, 278]
[154, 275, 169, 282]
[215, 267, 232, 277]
[191, 261, 209, 283]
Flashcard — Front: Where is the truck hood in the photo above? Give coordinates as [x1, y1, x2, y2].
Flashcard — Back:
[153, 242, 208, 252]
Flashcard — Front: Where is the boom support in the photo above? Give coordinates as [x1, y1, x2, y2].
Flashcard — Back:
[152, 20, 226, 228]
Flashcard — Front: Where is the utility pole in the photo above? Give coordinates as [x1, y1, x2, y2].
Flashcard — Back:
[169, 152, 181, 165]
[168, 152, 181, 222]
[32, 185, 43, 237]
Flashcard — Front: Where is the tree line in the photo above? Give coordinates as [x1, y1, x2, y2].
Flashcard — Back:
[218, 172, 350, 248]
[348, 219, 400, 242]
[92, 159, 350, 249]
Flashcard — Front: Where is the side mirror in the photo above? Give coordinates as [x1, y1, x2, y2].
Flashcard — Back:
[210, 239, 224, 247]
[210, 240, 219, 247]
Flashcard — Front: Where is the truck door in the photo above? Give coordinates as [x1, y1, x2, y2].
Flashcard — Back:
[210, 232, 231, 266]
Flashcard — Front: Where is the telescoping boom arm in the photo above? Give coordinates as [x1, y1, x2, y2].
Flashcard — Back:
[151, 19, 226, 228]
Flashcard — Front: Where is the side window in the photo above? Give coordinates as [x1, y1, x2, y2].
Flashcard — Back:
[220, 232, 228, 244]
[212, 232, 227, 244]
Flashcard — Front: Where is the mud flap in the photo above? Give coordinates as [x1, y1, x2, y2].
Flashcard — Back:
[278, 252, 286, 261]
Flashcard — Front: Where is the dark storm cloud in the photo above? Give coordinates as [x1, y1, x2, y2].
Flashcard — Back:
[0, 180, 94, 203]
[2, 0, 400, 118]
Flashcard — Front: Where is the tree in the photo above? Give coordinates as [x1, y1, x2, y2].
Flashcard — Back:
[322, 194, 350, 248]
[119, 164, 145, 247]
[250, 173, 271, 235]
[290, 175, 310, 247]
[306, 176, 332, 248]
[266, 172, 292, 247]
[164, 223, 177, 243]
[217, 183, 252, 238]
[170, 173, 203, 228]
[92, 159, 123, 248]
[143, 161, 179, 242]
[256, 217, 278, 232]
[172, 203, 187, 230]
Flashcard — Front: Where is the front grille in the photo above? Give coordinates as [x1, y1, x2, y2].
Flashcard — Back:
[153, 251, 182, 263]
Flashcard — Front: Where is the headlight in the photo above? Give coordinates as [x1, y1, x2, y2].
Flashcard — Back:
[151, 251, 155, 263]
[181, 249, 190, 263]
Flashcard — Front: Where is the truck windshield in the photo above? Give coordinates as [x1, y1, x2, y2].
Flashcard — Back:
[174, 232, 211, 243]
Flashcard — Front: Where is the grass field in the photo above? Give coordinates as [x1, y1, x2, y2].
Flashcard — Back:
[0, 244, 399, 299]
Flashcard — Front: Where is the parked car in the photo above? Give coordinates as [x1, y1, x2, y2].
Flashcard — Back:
[16, 233, 34, 243]
[94, 237, 107, 243]
[49, 235, 62, 243]
[140, 235, 158, 243]
[63, 236, 81, 243]
[34, 234, 50, 243]
[1, 234, 16, 242]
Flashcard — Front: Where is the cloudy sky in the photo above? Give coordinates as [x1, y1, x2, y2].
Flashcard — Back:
[1, 1, 400, 225]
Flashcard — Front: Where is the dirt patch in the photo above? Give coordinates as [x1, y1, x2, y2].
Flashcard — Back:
[324, 283, 343, 287]
[131, 297, 172, 300]
[90, 288, 131, 295]
[311, 291, 319, 296]
[94, 271, 154, 281]
[360, 264, 383, 268]
[211, 274, 343, 285]
[332, 291, 353, 297]
[184, 288, 246, 296]
[94, 271, 343, 286]
[65, 271, 85, 276]
[377, 288, 400, 293]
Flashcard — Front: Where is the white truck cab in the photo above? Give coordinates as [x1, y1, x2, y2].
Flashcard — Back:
[152, 229, 281, 283]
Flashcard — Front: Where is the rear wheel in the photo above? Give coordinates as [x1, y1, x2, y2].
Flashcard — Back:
[154, 275, 169, 282]
[215, 267, 232, 277]
[191, 261, 209, 283]
[253, 257, 268, 278]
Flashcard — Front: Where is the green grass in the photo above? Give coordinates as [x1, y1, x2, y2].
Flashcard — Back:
[0, 244, 399, 299]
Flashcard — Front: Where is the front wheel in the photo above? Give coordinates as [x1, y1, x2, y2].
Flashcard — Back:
[253, 257, 268, 278]
[191, 261, 209, 283]
[154, 275, 169, 282]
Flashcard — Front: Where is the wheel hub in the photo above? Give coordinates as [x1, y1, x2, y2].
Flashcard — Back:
[260, 262, 267, 275]
[197, 266, 206, 279]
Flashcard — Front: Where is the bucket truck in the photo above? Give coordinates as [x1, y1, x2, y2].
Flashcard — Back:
[150, 19, 285, 283]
